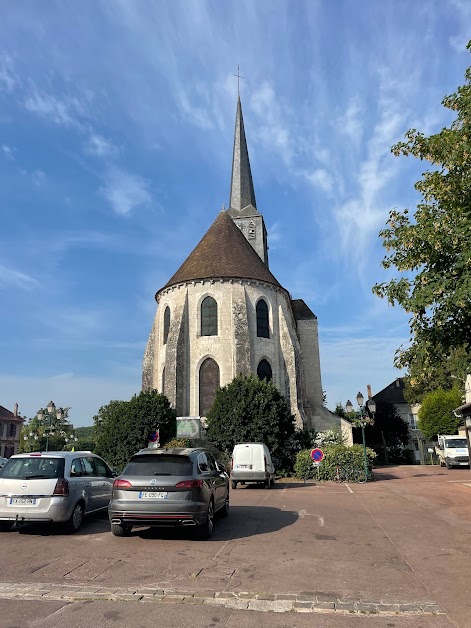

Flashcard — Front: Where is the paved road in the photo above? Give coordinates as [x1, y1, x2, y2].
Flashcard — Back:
[0, 465, 470, 627]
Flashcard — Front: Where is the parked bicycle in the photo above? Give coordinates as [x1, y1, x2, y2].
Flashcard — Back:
[333, 465, 368, 483]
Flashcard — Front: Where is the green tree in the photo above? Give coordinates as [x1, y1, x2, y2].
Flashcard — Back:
[418, 387, 463, 439]
[94, 390, 176, 472]
[402, 345, 470, 405]
[373, 42, 471, 386]
[205, 374, 296, 469]
[333, 403, 347, 418]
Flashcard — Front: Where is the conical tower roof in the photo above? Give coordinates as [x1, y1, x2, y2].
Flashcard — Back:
[229, 95, 257, 211]
[157, 211, 281, 298]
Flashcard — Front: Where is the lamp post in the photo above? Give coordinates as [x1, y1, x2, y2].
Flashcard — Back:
[64, 434, 78, 450]
[36, 401, 66, 452]
[345, 392, 376, 481]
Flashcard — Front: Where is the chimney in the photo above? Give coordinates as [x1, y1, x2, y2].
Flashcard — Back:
[367, 385, 372, 399]
[396, 378, 400, 388]
[13, 403, 18, 417]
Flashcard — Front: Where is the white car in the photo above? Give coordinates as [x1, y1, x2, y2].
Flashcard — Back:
[0, 451, 115, 533]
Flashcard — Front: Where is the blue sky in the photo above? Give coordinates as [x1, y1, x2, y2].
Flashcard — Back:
[1, 1, 470, 427]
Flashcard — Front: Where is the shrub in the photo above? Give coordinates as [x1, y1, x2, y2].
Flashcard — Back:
[163, 438, 191, 448]
[294, 445, 377, 482]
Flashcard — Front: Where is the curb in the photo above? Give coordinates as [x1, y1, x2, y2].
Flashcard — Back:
[0, 582, 445, 615]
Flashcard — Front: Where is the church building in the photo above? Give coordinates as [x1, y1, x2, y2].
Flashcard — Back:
[143, 95, 337, 432]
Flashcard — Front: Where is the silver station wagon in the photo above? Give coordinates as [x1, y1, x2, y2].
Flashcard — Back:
[108, 447, 229, 539]
[0, 451, 115, 533]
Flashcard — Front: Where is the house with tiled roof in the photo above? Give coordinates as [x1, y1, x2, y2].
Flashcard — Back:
[373, 378, 431, 464]
[143, 95, 339, 433]
[0, 403, 24, 458]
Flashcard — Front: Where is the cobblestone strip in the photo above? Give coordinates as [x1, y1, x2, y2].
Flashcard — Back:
[0, 582, 445, 615]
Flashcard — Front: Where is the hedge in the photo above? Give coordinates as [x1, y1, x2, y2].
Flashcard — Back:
[294, 444, 377, 482]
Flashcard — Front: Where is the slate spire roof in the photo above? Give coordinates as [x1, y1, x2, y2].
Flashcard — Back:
[158, 210, 282, 297]
[229, 95, 257, 211]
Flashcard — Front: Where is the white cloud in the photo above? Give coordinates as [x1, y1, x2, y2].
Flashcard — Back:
[176, 87, 216, 131]
[24, 88, 86, 128]
[100, 168, 151, 215]
[0, 54, 17, 92]
[32, 169, 45, 187]
[0, 264, 40, 290]
[2, 144, 14, 159]
[84, 133, 118, 158]
[339, 99, 364, 145]
[304, 168, 334, 195]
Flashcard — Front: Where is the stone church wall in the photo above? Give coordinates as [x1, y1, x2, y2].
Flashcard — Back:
[148, 278, 309, 425]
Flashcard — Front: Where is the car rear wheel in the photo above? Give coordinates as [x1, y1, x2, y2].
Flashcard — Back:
[0, 522, 12, 532]
[195, 499, 214, 540]
[111, 522, 132, 537]
[231, 480, 237, 489]
[64, 502, 84, 533]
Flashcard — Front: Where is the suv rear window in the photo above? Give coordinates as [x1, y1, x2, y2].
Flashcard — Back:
[123, 455, 193, 476]
[0, 457, 65, 479]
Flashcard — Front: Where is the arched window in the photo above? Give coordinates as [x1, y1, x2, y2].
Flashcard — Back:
[201, 296, 218, 336]
[163, 307, 170, 344]
[199, 358, 220, 416]
[257, 359, 272, 382]
[256, 299, 269, 338]
[161, 367, 166, 394]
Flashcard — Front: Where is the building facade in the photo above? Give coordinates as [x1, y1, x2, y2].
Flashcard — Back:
[373, 378, 432, 464]
[143, 96, 338, 432]
[0, 404, 24, 458]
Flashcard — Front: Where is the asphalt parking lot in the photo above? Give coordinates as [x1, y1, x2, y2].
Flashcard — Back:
[0, 465, 470, 627]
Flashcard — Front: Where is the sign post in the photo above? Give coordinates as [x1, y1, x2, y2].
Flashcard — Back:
[148, 429, 160, 449]
[310, 448, 324, 481]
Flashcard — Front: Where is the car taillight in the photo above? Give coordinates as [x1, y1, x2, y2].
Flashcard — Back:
[113, 479, 132, 489]
[53, 478, 69, 496]
[175, 479, 203, 488]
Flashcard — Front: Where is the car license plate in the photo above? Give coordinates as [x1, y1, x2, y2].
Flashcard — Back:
[139, 492, 167, 499]
[10, 498, 36, 505]
[237, 464, 250, 469]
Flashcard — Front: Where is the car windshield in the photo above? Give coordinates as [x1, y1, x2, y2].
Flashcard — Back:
[123, 455, 193, 476]
[446, 438, 468, 448]
[0, 457, 65, 479]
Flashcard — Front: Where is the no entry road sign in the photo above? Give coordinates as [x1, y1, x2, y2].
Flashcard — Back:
[310, 448, 324, 462]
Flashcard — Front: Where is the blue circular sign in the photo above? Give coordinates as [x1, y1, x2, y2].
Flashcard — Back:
[149, 430, 160, 443]
[310, 448, 324, 462]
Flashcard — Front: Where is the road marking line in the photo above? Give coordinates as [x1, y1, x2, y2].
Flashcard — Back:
[345, 484, 354, 494]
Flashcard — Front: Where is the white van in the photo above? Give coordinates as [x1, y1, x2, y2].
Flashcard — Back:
[230, 443, 275, 489]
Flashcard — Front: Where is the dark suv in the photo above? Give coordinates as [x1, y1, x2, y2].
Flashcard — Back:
[108, 447, 229, 539]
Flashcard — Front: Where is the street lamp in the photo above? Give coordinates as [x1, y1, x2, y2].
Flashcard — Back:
[346, 392, 376, 481]
[36, 401, 66, 452]
[64, 434, 78, 450]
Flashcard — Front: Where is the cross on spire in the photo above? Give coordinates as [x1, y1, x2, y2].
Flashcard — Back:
[232, 65, 244, 95]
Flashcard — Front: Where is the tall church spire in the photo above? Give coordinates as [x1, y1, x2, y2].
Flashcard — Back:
[229, 95, 257, 211]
